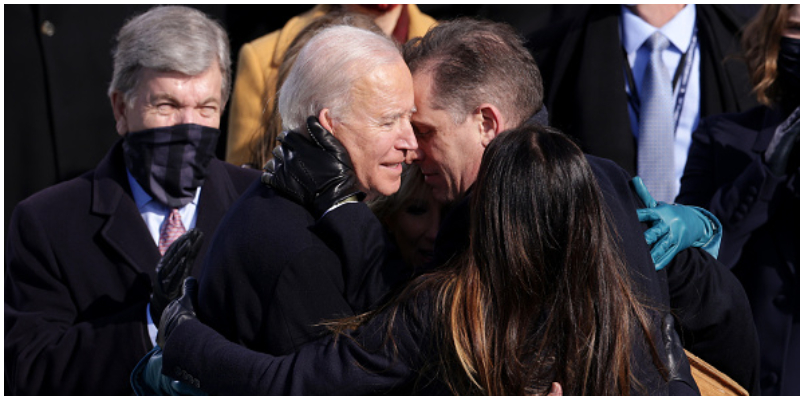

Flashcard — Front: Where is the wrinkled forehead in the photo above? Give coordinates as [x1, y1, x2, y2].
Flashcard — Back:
[345, 61, 414, 118]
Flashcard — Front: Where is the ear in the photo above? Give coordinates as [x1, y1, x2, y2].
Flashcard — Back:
[477, 103, 505, 148]
[110, 91, 128, 137]
[318, 108, 336, 135]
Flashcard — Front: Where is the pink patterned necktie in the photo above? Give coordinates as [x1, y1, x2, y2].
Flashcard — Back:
[158, 208, 186, 256]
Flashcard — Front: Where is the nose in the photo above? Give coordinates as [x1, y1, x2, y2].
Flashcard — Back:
[405, 147, 424, 164]
[177, 107, 195, 125]
[398, 122, 420, 164]
[397, 122, 417, 151]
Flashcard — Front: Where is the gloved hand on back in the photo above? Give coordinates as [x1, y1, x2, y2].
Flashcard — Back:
[633, 177, 722, 270]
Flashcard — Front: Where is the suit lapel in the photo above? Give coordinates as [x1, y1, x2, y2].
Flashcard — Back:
[92, 140, 161, 278]
[574, 6, 635, 174]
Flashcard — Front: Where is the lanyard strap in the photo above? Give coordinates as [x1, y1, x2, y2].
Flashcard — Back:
[624, 26, 698, 133]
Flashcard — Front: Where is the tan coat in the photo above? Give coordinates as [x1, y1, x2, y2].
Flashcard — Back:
[225, 4, 437, 167]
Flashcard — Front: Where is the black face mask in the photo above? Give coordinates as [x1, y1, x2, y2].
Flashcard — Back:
[123, 124, 220, 208]
[779, 37, 800, 78]
[778, 37, 800, 110]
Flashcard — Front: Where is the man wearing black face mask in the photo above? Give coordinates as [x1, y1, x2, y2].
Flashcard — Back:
[4, 6, 260, 395]
[677, 4, 800, 396]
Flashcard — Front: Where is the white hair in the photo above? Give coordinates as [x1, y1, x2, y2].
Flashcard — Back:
[278, 25, 403, 132]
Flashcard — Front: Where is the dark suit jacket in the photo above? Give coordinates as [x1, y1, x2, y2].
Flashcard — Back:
[3, 5, 228, 235]
[196, 182, 407, 356]
[532, 4, 757, 175]
[4, 140, 259, 395]
[590, 155, 759, 394]
[677, 106, 799, 395]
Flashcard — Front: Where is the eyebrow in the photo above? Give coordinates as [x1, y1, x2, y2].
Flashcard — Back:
[149, 93, 220, 106]
[149, 93, 179, 104]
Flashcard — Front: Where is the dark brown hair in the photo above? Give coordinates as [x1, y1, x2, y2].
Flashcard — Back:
[742, 4, 797, 106]
[332, 124, 663, 395]
[403, 18, 543, 126]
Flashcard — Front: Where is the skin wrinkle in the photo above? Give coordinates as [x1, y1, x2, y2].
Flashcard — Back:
[113, 62, 223, 136]
[325, 59, 417, 200]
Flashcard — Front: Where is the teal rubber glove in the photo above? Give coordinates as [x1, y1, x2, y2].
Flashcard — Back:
[633, 177, 722, 270]
[131, 346, 207, 396]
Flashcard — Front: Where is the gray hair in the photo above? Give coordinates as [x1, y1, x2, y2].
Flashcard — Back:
[278, 25, 402, 132]
[108, 6, 231, 105]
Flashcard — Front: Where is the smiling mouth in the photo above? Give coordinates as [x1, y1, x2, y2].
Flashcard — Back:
[382, 162, 404, 170]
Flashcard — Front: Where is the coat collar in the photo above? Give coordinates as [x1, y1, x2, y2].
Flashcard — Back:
[90, 139, 243, 277]
[91, 139, 161, 276]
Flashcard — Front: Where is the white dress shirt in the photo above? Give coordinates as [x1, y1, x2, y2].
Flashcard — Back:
[127, 170, 201, 346]
[621, 4, 700, 200]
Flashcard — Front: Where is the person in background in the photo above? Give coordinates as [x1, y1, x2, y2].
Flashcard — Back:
[247, 11, 385, 169]
[4, 5, 228, 235]
[676, 4, 800, 395]
[226, 4, 436, 167]
[533, 4, 757, 203]
[4, 6, 260, 395]
[369, 164, 446, 269]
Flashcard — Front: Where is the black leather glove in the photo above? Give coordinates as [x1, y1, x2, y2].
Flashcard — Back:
[157, 277, 198, 348]
[150, 229, 204, 324]
[663, 314, 686, 382]
[262, 116, 365, 219]
[765, 107, 800, 176]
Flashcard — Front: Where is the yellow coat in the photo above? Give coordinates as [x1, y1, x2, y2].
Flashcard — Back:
[225, 4, 437, 167]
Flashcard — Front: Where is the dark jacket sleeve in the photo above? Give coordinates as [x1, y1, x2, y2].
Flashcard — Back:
[163, 295, 435, 395]
[665, 246, 761, 394]
[676, 114, 789, 268]
[5, 202, 150, 395]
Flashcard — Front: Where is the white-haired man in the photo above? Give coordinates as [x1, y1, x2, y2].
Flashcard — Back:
[5, 6, 260, 395]
[191, 24, 417, 359]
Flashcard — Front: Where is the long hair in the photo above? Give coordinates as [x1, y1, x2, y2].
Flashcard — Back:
[331, 124, 661, 395]
[742, 4, 797, 106]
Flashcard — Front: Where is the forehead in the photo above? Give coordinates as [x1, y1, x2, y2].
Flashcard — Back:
[349, 60, 413, 112]
[137, 67, 222, 96]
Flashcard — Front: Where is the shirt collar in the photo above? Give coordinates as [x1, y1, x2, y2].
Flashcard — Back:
[621, 5, 696, 54]
[126, 169, 200, 210]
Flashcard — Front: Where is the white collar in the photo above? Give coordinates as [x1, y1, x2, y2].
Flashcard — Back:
[621, 5, 696, 54]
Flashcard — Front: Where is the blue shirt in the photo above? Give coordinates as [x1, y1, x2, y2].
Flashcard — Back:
[621, 4, 700, 200]
[127, 170, 201, 346]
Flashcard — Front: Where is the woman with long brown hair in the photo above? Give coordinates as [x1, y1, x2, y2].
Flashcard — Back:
[138, 124, 668, 395]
